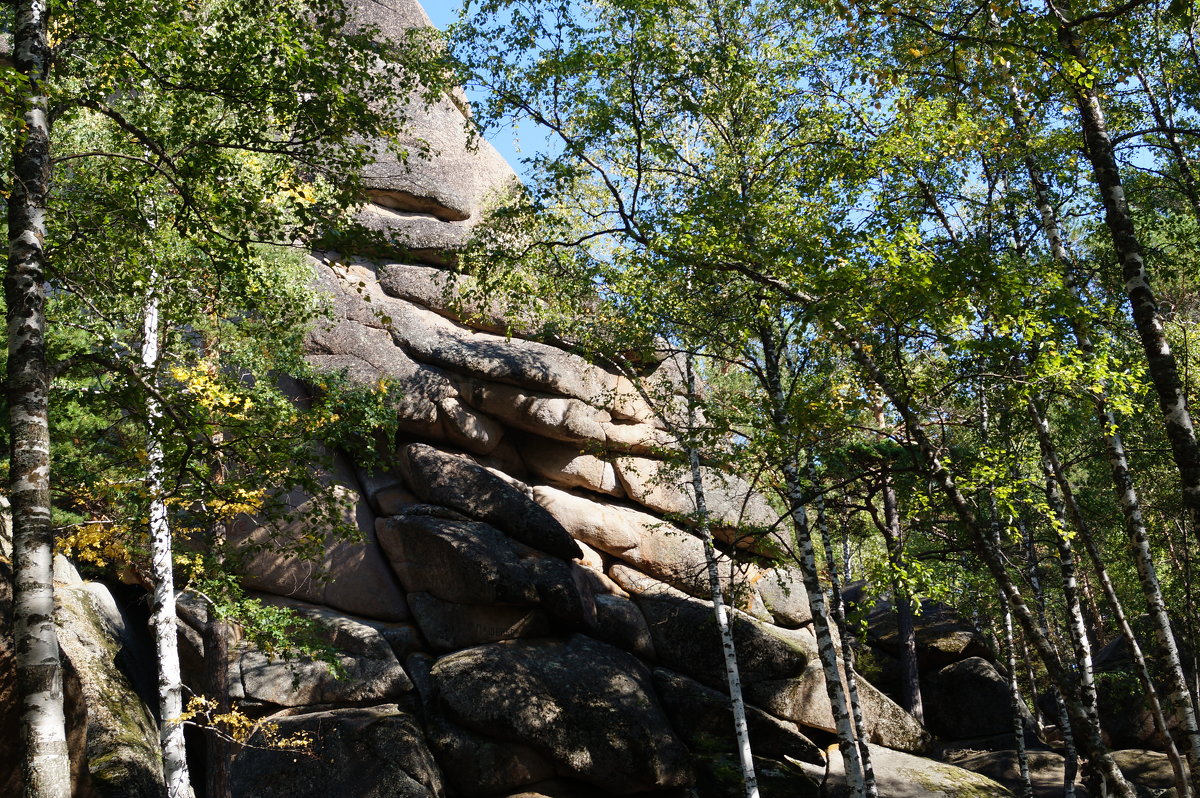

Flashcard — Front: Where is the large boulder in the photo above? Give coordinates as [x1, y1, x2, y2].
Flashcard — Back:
[399, 443, 583, 560]
[746, 663, 932, 755]
[635, 590, 814, 688]
[232, 598, 412, 707]
[378, 296, 617, 405]
[307, 260, 507, 453]
[425, 713, 557, 797]
[951, 748, 1176, 798]
[429, 636, 693, 793]
[407, 592, 551, 651]
[230, 704, 444, 798]
[521, 438, 625, 497]
[591, 593, 656, 660]
[612, 456, 779, 532]
[236, 483, 410, 623]
[844, 586, 992, 670]
[692, 755, 821, 798]
[54, 581, 164, 798]
[534, 485, 758, 604]
[376, 514, 539, 605]
[922, 657, 1036, 742]
[808, 743, 1013, 797]
[652, 668, 825, 765]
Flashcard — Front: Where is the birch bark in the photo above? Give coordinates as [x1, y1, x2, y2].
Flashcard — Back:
[1029, 400, 1192, 797]
[142, 274, 195, 798]
[758, 327, 870, 798]
[1055, 17, 1200, 539]
[7, 0, 72, 794]
[810, 459, 877, 798]
[683, 355, 759, 798]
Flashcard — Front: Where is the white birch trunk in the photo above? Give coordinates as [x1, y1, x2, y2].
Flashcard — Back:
[810, 458, 877, 798]
[1001, 605, 1033, 798]
[7, 0, 71, 794]
[142, 273, 195, 798]
[682, 355, 759, 798]
[756, 326, 867, 798]
[1004, 63, 1200, 795]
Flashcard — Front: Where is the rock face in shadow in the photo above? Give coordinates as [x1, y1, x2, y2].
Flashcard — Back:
[230, 704, 444, 798]
[429, 636, 693, 794]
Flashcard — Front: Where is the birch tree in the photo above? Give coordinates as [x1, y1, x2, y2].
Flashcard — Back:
[3, 1, 440, 793]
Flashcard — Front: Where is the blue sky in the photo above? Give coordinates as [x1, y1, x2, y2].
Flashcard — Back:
[418, 1, 533, 174]
[422, 1, 460, 30]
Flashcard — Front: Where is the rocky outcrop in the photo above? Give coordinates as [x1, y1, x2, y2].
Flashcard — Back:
[188, 1, 950, 786]
[922, 657, 1036, 743]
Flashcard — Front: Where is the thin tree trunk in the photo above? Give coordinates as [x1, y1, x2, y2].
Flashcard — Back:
[142, 275, 194, 798]
[868, 452, 923, 722]
[758, 326, 869, 798]
[1060, 25, 1200, 539]
[683, 354, 758, 798]
[1021, 398, 1105, 796]
[1006, 65, 1200, 794]
[829, 325, 1137, 798]
[1030, 399, 1193, 797]
[1133, 67, 1200, 223]
[7, 0, 71, 794]
[1001, 600, 1034, 798]
[810, 458, 877, 798]
[689, 214, 1137, 798]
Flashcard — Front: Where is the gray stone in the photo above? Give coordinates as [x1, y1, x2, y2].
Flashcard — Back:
[378, 261, 543, 336]
[344, 0, 433, 40]
[533, 485, 758, 604]
[230, 704, 444, 798]
[652, 669, 825, 765]
[592, 594, 656, 660]
[430, 636, 694, 793]
[635, 590, 814, 688]
[952, 747, 1177, 797]
[399, 443, 583, 560]
[460, 380, 610, 444]
[352, 206, 472, 267]
[236, 484, 410, 622]
[754, 566, 814, 628]
[693, 754, 821, 798]
[843, 584, 992, 670]
[517, 549, 597, 628]
[500, 780, 617, 798]
[613, 455, 779, 532]
[1110, 750, 1176, 791]
[947, 750, 1083, 798]
[54, 583, 164, 798]
[376, 514, 539, 605]
[746, 662, 932, 755]
[807, 743, 1013, 797]
[307, 260, 504, 453]
[373, 285, 617, 403]
[236, 598, 412, 707]
[426, 713, 556, 796]
[407, 592, 551, 652]
[923, 657, 1036, 741]
[522, 438, 625, 497]
[358, 91, 517, 222]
